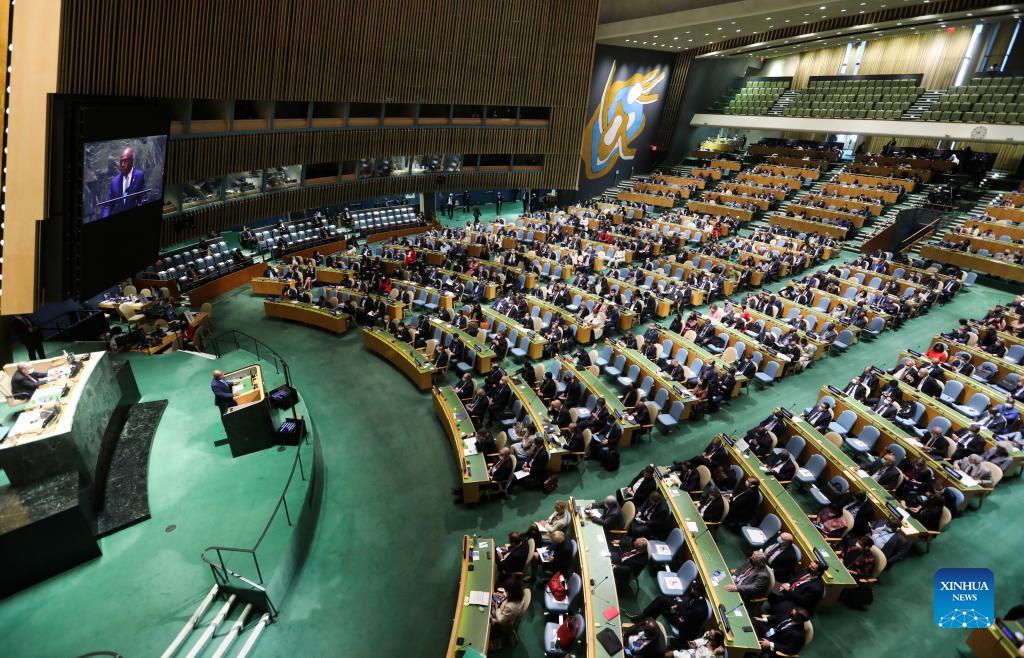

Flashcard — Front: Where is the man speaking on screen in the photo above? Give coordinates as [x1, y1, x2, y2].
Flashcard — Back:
[102, 146, 146, 217]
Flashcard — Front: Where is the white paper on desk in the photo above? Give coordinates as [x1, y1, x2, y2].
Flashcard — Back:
[463, 439, 478, 456]
[471, 550, 480, 561]
[734, 608, 744, 617]
[600, 549, 611, 558]
[855, 468, 868, 478]
[468, 591, 490, 606]
[686, 521, 699, 533]
[514, 470, 530, 480]
[478, 541, 489, 548]
[11, 409, 46, 434]
[960, 473, 979, 487]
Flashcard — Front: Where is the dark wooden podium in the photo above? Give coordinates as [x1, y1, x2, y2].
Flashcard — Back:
[221, 364, 276, 457]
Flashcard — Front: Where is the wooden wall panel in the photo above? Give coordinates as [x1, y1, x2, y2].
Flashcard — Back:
[654, 52, 693, 150]
[167, 128, 555, 183]
[55, 0, 601, 238]
[56, 0, 600, 107]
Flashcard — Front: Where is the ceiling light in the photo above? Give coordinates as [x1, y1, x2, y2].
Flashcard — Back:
[673, 36, 679, 40]
[717, 26, 723, 30]
[819, 5, 825, 8]
[766, 17, 772, 20]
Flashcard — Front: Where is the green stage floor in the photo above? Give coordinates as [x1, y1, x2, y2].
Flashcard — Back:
[0, 232, 1020, 658]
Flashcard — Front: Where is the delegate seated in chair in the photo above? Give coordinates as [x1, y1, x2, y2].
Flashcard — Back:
[752, 607, 810, 657]
[621, 618, 667, 658]
[626, 589, 712, 645]
[11, 363, 48, 400]
[724, 550, 771, 602]
[611, 537, 648, 588]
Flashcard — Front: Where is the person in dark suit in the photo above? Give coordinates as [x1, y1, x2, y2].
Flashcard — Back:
[630, 492, 670, 539]
[697, 485, 726, 523]
[519, 444, 549, 488]
[612, 537, 648, 587]
[621, 618, 667, 658]
[619, 465, 657, 506]
[949, 424, 985, 460]
[917, 372, 944, 398]
[768, 562, 826, 617]
[628, 591, 711, 643]
[766, 449, 796, 481]
[841, 376, 870, 402]
[12, 316, 46, 360]
[686, 436, 729, 469]
[763, 533, 800, 582]
[547, 399, 572, 428]
[496, 532, 530, 579]
[864, 451, 902, 491]
[102, 147, 147, 217]
[210, 370, 236, 414]
[588, 495, 625, 531]
[804, 402, 834, 432]
[753, 607, 809, 657]
[726, 478, 761, 526]
[922, 426, 950, 459]
[467, 388, 490, 427]
[454, 373, 474, 401]
[488, 447, 514, 485]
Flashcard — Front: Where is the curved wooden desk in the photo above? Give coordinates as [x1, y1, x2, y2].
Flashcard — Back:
[446, 535, 495, 657]
[362, 328, 436, 390]
[263, 300, 350, 334]
[434, 386, 490, 504]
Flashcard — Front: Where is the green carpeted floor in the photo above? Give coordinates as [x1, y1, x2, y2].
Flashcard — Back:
[0, 218, 1020, 657]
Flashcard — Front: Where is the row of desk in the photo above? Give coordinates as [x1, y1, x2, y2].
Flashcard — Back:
[919, 245, 1024, 284]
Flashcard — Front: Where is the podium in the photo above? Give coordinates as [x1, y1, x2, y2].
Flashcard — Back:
[221, 364, 276, 457]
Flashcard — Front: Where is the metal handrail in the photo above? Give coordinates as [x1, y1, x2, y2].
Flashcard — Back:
[210, 329, 292, 388]
[198, 332, 313, 617]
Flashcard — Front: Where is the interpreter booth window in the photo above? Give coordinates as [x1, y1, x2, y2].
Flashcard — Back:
[414, 155, 443, 174]
[376, 156, 409, 177]
[225, 170, 263, 199]
[443, 154, 464, 172]
[265, 165, 300, 191]
[162, 186, 181, 215]
[304, 163, 339, 186]
[356, 158, 375, 179]
[180, 178, 223, 210]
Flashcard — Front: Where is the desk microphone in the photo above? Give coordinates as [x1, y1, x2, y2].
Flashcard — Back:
[591, 574, 609, 591]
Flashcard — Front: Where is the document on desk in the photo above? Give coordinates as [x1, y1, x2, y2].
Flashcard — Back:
[467, 591, 490, 607]
[11, 409, 48, 436]
[463, 439, 478, 456]
[29, 387, 63, 406]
